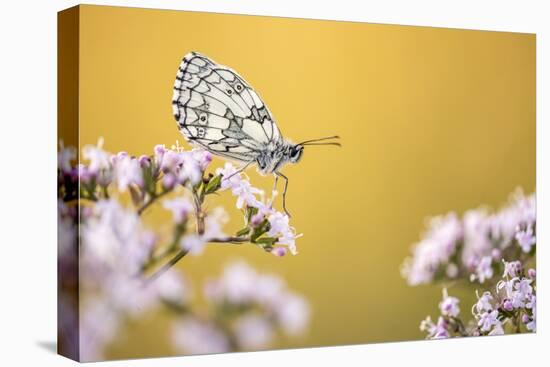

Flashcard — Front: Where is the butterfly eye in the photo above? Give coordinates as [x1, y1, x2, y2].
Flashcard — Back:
[235, 83, 243, 92]
[290, 146, 303, 163]
[226, 89, 233, 95]
[199, 113, 208, 124]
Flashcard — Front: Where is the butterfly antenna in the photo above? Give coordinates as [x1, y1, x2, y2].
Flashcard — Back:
[301, 142, 341, 147]
[298, 135, 340, 145]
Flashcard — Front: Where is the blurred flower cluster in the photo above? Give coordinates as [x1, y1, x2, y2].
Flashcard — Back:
[401, 190, 536, 338]
[173, 261, 310, 354]
[57, 139, 308, 361]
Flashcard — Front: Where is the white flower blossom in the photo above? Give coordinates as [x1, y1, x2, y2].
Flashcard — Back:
[502, 260, 522, 278]
[477, 310, 500, 332]
[420, 316, 450, 339]
[112, 153, 143, 191]
[401, 213, 462, 285]
[515, 224, 535, 253]
[234, 315, 274, 350]
[203, 261, 310, 336]
[58, 143, 76, 173]
[172, 317, 230, 355]
[163, 197, 194, 223]
[470, 256, 493, 283]
[82, 137, 111, 175]
[439, 288, 460, 317]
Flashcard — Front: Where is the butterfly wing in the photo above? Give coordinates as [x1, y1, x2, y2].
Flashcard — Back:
[172, 52, 282, 162]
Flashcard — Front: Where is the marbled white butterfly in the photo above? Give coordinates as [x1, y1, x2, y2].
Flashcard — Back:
[172, 52, 340, 215]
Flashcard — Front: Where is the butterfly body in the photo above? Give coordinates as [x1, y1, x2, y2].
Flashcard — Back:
[172, 52, 338, 215]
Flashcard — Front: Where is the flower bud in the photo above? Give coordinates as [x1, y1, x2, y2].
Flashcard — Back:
[271, 247, 287, 257]
[502, 299, 513, 311]
[162, 173, 177, 190]
[251, 213, 264, 227]
[138, 155, 151, 168]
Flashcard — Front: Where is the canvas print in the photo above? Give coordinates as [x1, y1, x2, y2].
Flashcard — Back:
[57, 5, 536, 362]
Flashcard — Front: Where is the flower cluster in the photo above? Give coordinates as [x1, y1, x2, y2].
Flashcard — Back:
[173, 261, 310, 354]
[420, 264, 536, 339]
[57, 140, 308, 361]
[403, 190, 536, 339]
[78, 199, 189, 360]
[401, 190, 535, 286]
[216, 163, 301, 256]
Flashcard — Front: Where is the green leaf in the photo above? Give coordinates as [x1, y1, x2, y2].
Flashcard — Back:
[236, 227, 251, 237]
[255, 237, 277, 246]
[255, 237, 277, 252]
[251, 219, 270, 242]
[246, 206, 259, 223]
[142, 164, 155, 195]
[129, 185, 143, 206]
[204, 174, 222, 195]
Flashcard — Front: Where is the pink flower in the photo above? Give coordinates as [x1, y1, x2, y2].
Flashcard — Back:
[273, 292, 310, 335]
[58, 143, 76, 173]
[153, 144, 166, 167]
[234, 315, 274, 350]
[502, 260, 522, 278]
[420, 316, 450, 339]
[178, 152, 203, 185]
[515, 225, 535, 253]
[180, 234, 206, 256]
[470, 256, 493, 283]
[267, 212, 300, 255]
[401, 213, 462, 286]
[160, 150, 182, 173]
[215, 163, 263, 209]
[162, 173, 177, 190]
[192, 149, 213, 170]
[216, 162, 242, 191]
[172, 317, 230, 355]
[271, 247, 288, 257]
[138, 155, 151, 168]
[232, 180, 262, 209]
[113, 154, 144, 191]
[439, 288, 460, 317]
[478, 310, 499, 332]
[473, 291, 494, 314]
[163, 197, 193, 223]
[82, 138, 111, 175]
[78, 164, 94, 184]
[152, 270, 190, 306]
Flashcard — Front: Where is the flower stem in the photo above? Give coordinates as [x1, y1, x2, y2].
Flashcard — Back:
[144, 249, 188, 285]
[138, 189, 171, 216]
[143, 236, 248, 283]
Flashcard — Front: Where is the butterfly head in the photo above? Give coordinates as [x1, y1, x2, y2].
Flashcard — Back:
[276, 135, 340, 170]
[289, 144, 304, 164]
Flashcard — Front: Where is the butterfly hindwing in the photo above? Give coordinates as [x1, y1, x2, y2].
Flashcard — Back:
[172, 52, 283, 161]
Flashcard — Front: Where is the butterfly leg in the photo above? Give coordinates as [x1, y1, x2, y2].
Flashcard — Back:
[272, 174, 279, 197]
[275, 171, 291, 217]
[223, 160, 254, 181]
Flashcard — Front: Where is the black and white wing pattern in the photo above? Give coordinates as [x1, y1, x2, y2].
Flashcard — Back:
[172, 52, 282, 162]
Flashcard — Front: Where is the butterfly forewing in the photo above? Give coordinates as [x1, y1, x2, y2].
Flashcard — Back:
[172, 52, 282, 162]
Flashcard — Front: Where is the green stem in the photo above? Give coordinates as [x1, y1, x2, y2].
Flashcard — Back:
[144, 249, 188, 285]
[138, 189, 171, 216]
[144, 236, 248, 283]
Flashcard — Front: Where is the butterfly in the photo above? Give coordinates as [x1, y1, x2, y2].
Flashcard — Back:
[171, 52, 340, 216]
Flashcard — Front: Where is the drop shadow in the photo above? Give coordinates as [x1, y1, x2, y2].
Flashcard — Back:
[36, 340, 57, 354]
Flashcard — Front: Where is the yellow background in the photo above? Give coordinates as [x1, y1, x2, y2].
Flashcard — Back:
[77, 5, 535, 359]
